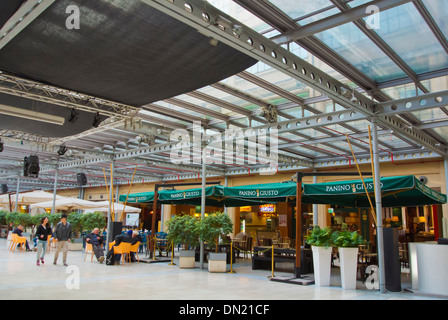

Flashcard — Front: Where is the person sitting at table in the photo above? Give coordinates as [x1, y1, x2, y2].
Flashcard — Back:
[12, 225, 32, 252]
[113, 230, 142, 263]
[84, 228, 105, 263]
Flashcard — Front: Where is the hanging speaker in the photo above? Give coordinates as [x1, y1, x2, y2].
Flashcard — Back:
[77, 173, 87, 186]
[1, 184, 8, 194]
[24, 155, 40, 178]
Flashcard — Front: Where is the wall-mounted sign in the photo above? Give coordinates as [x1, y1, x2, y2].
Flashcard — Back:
[259, 204, 276, 213]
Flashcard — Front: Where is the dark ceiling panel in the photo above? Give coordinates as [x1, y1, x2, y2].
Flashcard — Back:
[0, 0, 26, 29]
[0, 0, 257, 108]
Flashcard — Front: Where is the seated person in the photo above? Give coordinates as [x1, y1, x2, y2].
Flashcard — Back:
[12, 225, 31, 251]
[113, 230, 142, 263]
[84, 228, 105, 263]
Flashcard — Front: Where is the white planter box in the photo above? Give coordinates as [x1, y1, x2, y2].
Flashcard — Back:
[208, 252, 227, 273]
[179, 250, 196, 269]
[312, 246, 332, 287]
[339, 247, 359, 290]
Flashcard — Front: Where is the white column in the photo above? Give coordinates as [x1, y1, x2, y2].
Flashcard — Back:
[372, 118, 386, 294]
[200, 150, 207, 269]
[14, 174, 20, 212]
[51, 160, 59, 215]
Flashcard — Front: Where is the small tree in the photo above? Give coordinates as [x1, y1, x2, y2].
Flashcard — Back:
[82, 212, 106, 232]
[6, 212, 20, 227]
[166, 215, 200, 249]
[67, 212, 84, 237]
[48, 213, 61, 228]
[198, 212, 233, 253]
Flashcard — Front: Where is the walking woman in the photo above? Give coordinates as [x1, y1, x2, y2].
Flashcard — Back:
[35, 217, 52, 266]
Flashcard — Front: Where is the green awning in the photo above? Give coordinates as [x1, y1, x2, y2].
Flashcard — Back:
[302, 175, 447, 208]
[157, 185, 225, 206]
[118, 191, 154, 203]
[222, 182, 297, 207]
[118, 176, 446, 208]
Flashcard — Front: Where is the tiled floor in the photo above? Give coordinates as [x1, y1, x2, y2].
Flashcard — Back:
[0, 239, 444, 300]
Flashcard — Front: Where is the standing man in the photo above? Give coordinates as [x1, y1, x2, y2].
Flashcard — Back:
[53, 213, 72, 266]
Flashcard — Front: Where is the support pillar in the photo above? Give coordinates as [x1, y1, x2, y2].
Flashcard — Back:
[200, 150, 206, 270]
[372, 118, 386, 294]
[51, 160, 59, 215]
[106, 160, 115, 252]
[14, 174, 20, 212]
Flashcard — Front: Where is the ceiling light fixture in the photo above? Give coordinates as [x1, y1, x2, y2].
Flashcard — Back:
[92, 112, 102, 128]
[57, 144, 68, 156]
[0, 104, 65, 125]
[67, 108, 79, 123]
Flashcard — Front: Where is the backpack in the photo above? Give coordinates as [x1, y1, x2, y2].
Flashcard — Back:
[106, 247, 115, 265]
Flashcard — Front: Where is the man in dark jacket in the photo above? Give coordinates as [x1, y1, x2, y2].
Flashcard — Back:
[53, 214, 72, 266]
[85, 228, 105, 263]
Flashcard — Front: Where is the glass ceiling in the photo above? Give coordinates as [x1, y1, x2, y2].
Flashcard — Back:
[2, 0, 448, 190]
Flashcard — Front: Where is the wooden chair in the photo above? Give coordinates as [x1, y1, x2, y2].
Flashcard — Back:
[113, 242, 132, 265]
[129, 241, 141, 262]
[242, 236, 253, 259]
[84, 243, 94, 262]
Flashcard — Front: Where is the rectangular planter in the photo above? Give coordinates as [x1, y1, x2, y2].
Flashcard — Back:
[312, 246, 332, 287]
[339, 247, 358, 290]
[208, 252, 227, 273]
[179, 250, 196, 269]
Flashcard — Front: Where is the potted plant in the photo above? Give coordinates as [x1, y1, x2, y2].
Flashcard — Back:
[166, 215, 200, 269]
[198, 212, 233, 273]
[306, 226, 333, 287]
[332, 224, 364, 290]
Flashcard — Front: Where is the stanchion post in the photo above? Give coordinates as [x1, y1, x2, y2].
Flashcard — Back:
[152, 235, 157, 261]
[169, 240, 176, 266]
[268, 244, 275, 279]
[228, 240, 236, 273]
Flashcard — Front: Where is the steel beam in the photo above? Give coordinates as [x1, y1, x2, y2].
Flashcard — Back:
[139, 0, 445, 156]
[0, 0, 55, 51]
[271, 0, 412, 44]
[0, 72, 141, 119]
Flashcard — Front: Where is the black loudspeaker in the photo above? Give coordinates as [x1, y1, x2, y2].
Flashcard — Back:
[111, 221, 123, 241]
[383, 228, 401, 292]
[24, 155, 40, 177]
[1, 184, 8, 194]
[77, 173, 87, 186]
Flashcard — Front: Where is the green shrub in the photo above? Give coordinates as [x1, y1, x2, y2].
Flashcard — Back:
[331, 229, 364, 248]
[0, 210, 8, 225]
[306, 226, 333, 248]
[82, 212, 106, 232]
